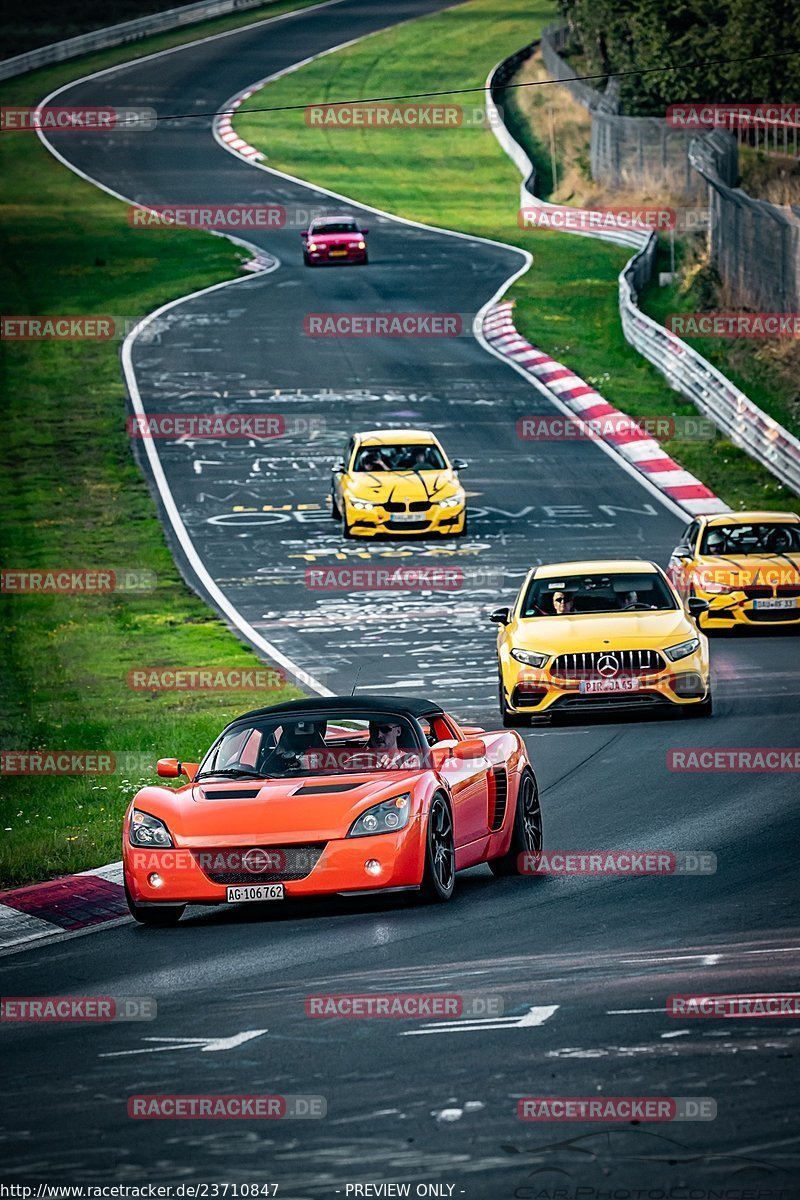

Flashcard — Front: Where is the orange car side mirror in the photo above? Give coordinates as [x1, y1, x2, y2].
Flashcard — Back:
[157, 758, 199, 781]
[451, 738, 486, 762]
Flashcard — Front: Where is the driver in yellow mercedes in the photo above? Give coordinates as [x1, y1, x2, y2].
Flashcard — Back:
[492, 559, 712, 725]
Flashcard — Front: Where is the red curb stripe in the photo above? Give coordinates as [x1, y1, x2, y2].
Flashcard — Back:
[557, 384, 598, 400]
[0, 875, 127, 931]
[536, 367, 575, 383]
[636, 457, 682, 472]
[574, 402, 617, 420]
[664, 483, 718, 500]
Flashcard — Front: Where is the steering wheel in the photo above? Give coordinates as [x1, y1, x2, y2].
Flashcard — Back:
[620, 601, 652, 610]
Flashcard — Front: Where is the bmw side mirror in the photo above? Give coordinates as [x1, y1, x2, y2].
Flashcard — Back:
[490, 606, 510, 625]
[687, 597, 709, 620]
[452, 458, 468, 470]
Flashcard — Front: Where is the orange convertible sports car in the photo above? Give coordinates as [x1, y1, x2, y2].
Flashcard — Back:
[123, 696, 542, 925]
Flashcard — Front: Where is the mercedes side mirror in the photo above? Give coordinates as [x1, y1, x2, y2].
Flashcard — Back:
[687, 597, 709, 620]
[332, 459, 345, 472]
[490, 607, 510, 625]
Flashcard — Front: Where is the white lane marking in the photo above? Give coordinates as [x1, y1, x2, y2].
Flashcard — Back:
[608, 1008, 666, 1014]
[35, 138, 331, 695]
[100, 1029, 267, 1056]
[400, 1004, 558, 1035]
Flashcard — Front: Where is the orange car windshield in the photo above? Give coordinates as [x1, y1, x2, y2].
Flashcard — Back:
[196, 712, 425, 780]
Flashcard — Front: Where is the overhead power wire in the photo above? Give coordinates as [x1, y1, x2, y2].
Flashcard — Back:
[14, 47, 800, 130]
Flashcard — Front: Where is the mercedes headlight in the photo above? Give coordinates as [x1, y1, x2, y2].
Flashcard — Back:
[511, 649, 549, 667]
[130, 809, 173, 848]
[348, 794, 411, 837]
[307, 242, 318, 251]
[665, 637, 700, 662]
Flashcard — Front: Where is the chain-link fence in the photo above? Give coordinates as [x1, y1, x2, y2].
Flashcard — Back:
[537, 23, 798, 315]
[540, 24, 737, 200]
[690, 134, 800, 312]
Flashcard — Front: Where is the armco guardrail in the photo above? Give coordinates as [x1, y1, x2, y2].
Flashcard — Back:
[0, 0, 291, 81]
[487, 56, 800, 498]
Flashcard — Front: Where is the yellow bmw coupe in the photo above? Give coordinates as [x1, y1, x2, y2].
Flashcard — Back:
[667, 511, 800, 631]
[330, 429, 467, 538]
[492, 560, 712, 725]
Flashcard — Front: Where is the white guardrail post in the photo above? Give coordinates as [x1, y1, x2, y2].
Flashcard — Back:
[485, 55, 800, 497]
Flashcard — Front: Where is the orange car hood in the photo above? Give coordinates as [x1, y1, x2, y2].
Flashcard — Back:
[134, 772, 422, 846]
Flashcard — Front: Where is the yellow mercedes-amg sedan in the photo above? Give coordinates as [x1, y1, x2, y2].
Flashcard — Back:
[330, 429, 467, 538]
[667, 510, 800, 632]
[492, 560, 712, 725]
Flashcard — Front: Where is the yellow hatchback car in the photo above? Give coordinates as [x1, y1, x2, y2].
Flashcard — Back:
[330, 429, 467, 538]
[667, 510, 800, 631]
[492, 560, 712, 725]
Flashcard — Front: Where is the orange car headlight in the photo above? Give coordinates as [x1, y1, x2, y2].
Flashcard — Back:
[130, 809, 173, 848]
[348, 794, 411, 837]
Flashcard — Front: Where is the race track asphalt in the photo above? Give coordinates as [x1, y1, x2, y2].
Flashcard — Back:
[2, 1, 798, 1194]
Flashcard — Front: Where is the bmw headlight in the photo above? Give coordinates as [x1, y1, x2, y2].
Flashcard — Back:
[351, 499, 376, 511]
[439, 491, 464, 509]
[348, 794, 411, 838]
[511, 648, 549, 667]
[130, 809, 173, 848]
[665, 637, 700, 662]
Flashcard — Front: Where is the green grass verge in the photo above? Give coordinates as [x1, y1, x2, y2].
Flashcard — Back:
[235, 0, 798, 513]
[0, 4, 316, 889]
